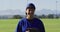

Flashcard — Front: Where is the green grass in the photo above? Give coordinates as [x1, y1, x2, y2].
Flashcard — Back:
[41, 19, 60, 32]
[0, 19, 60, 32]
[0, 19, 19, 32]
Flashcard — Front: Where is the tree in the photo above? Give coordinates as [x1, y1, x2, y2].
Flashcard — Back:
[13, 15, 22, 19]
[47, 14, 54, 19]
[39, 14, 46, 18]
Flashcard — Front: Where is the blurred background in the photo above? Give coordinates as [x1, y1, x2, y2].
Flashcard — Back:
[0, 0, 60, 32]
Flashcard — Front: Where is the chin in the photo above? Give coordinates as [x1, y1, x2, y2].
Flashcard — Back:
[28, 15, 31, 16]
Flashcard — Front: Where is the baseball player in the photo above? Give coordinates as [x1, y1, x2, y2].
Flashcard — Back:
[16, 3, 45, 32]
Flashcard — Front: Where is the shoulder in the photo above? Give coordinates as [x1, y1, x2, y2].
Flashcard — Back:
[19, 18, 26, 22]
[18, 18, 27, 24]
[34, 17, 43, 23]
[34, 17, 42, 21]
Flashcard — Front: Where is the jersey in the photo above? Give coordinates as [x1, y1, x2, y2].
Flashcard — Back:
[16, 17, 45, 32]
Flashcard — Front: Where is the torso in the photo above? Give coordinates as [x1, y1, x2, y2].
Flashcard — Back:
[21, 18, 40, 32]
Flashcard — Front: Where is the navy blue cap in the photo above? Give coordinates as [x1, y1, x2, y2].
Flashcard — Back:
[26, 3, 36, 9]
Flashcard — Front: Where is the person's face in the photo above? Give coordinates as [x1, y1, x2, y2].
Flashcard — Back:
[26, 8, 35, 17]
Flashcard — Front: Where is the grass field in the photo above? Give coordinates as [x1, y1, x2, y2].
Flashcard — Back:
[0, 19, 60, 32]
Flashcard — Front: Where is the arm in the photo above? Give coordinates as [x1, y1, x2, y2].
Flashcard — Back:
[39, 20, 45, 32]
[16, 20, 22, 32]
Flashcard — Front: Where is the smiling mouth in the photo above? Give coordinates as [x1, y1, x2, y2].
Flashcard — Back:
[28, 13, 32, 15]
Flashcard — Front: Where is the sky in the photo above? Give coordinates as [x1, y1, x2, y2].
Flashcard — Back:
[0, 0, 60, 15]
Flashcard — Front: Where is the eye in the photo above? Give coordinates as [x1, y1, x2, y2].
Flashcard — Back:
[29, 9, 31, 11]
[29, 10, 30, 11]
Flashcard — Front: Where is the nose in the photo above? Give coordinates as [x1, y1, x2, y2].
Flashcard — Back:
[29, 10, 33, 13]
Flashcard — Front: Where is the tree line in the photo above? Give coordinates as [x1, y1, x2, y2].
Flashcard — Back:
[12, 14, 60, 19]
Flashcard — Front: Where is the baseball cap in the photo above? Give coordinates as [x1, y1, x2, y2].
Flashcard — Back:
[26, 3, 36, 10]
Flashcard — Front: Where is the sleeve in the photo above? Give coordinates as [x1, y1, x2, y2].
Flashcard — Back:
[16, 20, 22, 32]
[38, 20, 45, 32]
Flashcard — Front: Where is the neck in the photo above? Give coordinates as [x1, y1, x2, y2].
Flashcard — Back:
[26, 15, 34, 20]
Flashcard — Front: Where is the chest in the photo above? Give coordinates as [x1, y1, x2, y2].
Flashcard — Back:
[22, 19, 40, 32]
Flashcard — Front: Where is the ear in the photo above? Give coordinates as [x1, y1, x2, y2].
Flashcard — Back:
[25, 10, 27, 15]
